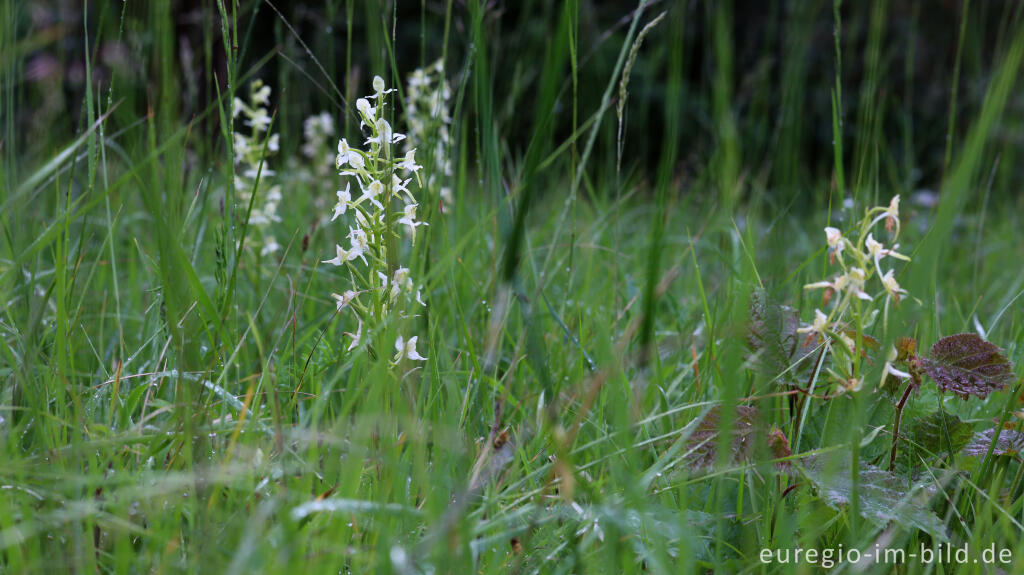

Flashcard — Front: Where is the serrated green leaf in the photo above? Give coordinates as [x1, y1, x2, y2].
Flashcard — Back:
[746, 289, 817, 384]
[800, 455, 949, 541]
[908, 410, 974, 455]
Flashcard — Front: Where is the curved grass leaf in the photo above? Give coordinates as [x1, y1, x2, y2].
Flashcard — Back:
[919, 333, 1015, 399]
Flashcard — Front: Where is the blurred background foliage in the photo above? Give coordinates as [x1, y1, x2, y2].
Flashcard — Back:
[4, 0, 1023, 208]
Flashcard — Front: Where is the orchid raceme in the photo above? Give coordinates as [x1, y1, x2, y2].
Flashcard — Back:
[322, 75, 428, 370]
[404, 59, 454, 209]
[232, 79, 282, 257]
[800, 195, 915, 393]
[300, 111, 336, 179]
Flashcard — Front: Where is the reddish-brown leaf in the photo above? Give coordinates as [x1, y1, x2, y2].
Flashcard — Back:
[685, 406, 791, 470]
[686, 406, 759, 470]
[919, 334, 1015, 399]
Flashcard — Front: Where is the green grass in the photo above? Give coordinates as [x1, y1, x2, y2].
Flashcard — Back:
[2, 1, 1024, 573]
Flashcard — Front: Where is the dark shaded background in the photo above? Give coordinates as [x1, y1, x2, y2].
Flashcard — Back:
[7, 0, 1024, 205]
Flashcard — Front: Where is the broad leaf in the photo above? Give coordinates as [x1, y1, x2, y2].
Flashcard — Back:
[908, 410, 974, 455]
[685, 406, 791, 470]
[801, 455, 948, 541]
[919, 333, 1014, 399]
[962, 427, 1024, 459]
[746, 290, 817, 383]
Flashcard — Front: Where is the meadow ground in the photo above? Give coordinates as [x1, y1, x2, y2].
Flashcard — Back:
[2, 1, 1024, 573]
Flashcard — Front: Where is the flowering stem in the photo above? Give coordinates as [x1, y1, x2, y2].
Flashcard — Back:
[385, 184, 399, 277]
